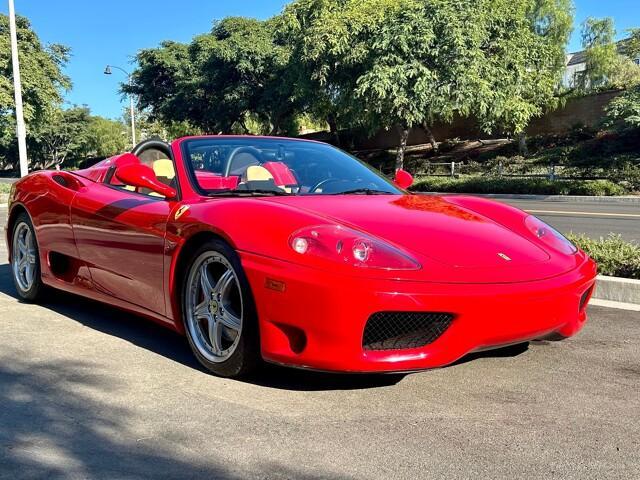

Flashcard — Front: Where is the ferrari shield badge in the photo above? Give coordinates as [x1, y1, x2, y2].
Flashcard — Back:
[175, 205, 190, 220]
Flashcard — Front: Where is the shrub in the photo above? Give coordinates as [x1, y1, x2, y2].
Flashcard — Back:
[0, 183, 12, 195]
[604, 85, 640, 130]
[567, 234, 640, 279]
[410, 176, 628, 196]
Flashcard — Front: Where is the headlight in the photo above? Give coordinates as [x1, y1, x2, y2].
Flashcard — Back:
[524, 216, 577, 255]
[289, 225, 421, 270]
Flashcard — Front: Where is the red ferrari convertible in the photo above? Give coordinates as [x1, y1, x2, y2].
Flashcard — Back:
[5, 136, 597, 377]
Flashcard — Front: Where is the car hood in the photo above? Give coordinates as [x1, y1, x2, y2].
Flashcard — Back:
[261, 194, 584, 283]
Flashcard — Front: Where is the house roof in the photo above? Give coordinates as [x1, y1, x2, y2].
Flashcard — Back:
[566, 50, 587, 66]
[567, 38, 636, 66]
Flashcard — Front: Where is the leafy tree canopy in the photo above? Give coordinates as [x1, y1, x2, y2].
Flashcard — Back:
[0, 14, 71, 170]
[625, 28, 640, 59]
[579, 17, 617, 89]
[29, 106, 127, 169]
[127, 17, 299, 135]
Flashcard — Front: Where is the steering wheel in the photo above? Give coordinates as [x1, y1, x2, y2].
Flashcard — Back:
[308, 178, 352, 194]
[224, 146, 264, 177]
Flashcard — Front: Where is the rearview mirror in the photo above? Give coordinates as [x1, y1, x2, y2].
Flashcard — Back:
[394, 169, 414, 190]
[115, 163, 177, 199]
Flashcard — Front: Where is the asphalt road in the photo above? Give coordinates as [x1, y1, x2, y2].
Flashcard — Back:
[487, 198, 640, 243]
[0, 208, 639, 479]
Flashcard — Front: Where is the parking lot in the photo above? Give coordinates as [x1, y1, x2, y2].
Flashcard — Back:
[1, 207, 639, 479]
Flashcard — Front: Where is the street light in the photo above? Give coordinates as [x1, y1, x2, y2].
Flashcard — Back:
[104, 65, 137, 147]
[8, 0, 28, 177]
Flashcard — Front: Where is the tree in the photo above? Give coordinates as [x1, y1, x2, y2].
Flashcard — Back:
[281, 0, 393, 146]
[579, 17, 617, 90]
[471, 0, 574, 146]
[353, 0, 474, 165]
[85, 116, 127, 158]
[123, 108, 202, 142]
[29, 107, 127, 168]
[608, 55, 640, 89]
[29, 106, 92, 168]
[127, 17, 298, 136]
[0, 14, 70, 171]
[625, 28, 640, 59]
[284, 0, 478, 167]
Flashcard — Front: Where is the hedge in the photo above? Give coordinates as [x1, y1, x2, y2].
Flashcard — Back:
[411, 176, 629, 196]
[568, 234, 640, 280]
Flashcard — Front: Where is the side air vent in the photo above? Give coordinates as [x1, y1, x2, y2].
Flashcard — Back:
[52, 174, 68, 187]
[363, 312, 455, 351]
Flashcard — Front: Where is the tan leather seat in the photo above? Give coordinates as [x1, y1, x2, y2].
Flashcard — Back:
[147, 159, 176, 197]
[244, 165, 274, 182]
[243, 165, 293, 192]
[153, 159, 176, 183]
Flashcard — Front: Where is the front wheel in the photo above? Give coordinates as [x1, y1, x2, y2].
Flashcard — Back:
[181, 239, 260, 378]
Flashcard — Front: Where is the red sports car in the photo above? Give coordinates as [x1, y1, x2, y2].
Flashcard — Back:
[5, 136, 597, 377]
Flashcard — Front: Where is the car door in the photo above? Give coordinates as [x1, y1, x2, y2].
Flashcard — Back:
[70, 177, 175, 316]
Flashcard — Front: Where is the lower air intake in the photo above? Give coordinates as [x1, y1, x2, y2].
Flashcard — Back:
[579, 286, 594, 312]
[363, 312, 455, 351]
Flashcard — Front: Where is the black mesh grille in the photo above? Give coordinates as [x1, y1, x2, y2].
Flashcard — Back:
[363, 312, 455, 351]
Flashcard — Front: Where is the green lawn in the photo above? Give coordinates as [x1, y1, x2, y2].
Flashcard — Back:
[0, 183, 12, 194]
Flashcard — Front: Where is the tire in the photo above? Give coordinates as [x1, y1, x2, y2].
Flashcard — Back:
[181, 239, 261, 378]
[11, 212, 47, 302]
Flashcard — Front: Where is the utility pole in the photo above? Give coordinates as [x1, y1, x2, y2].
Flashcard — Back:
[8, 0, 28, 177]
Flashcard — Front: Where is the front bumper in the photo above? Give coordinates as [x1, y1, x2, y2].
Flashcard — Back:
[241, 252, 597, 373]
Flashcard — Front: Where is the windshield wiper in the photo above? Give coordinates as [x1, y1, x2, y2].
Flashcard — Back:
[207, 189, 291, 197]
[331, 188, 395, 195]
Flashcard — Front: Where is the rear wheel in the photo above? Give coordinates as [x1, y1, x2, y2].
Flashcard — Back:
[181, 239, 260, 377]
[11, 212, 46, 302]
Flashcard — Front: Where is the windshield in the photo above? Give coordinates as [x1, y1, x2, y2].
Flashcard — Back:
[181, 137, 403, 196]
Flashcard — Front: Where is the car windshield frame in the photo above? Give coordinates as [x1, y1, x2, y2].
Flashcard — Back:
[180, 137, 404, 197]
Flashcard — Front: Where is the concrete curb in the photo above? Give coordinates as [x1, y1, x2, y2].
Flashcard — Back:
[426, 193, 640, 204]
[593, 275, 640, 306]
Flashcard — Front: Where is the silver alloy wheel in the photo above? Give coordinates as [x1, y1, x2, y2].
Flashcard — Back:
[12, 222, 37, 293]
[185, 252, 244, 363]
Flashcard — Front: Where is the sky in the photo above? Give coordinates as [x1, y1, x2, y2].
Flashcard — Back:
[1, 0, 638, 120]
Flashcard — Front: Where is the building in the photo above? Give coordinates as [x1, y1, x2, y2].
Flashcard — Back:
[563, 40, 640, 88]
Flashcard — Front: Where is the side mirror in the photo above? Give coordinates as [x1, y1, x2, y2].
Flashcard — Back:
[394, 169, 414, 190]
[115, 163, 177, 199]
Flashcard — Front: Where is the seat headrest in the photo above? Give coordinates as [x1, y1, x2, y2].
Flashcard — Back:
[244, 165, 274, 182]
[153, 159, 175, 179]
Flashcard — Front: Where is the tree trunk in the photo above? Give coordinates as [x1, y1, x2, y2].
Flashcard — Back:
[422, 122, 438, 153]
[395, 124, 410, 171]
[517, 132, 528, 156]
[328, 115, 341, 147]
[238, 118, 250, 135]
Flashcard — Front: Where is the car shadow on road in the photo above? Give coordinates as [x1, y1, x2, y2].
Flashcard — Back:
[0, 263, 403, 391]
[0, 263, 529, 392]
[0, 346, 352, 480]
